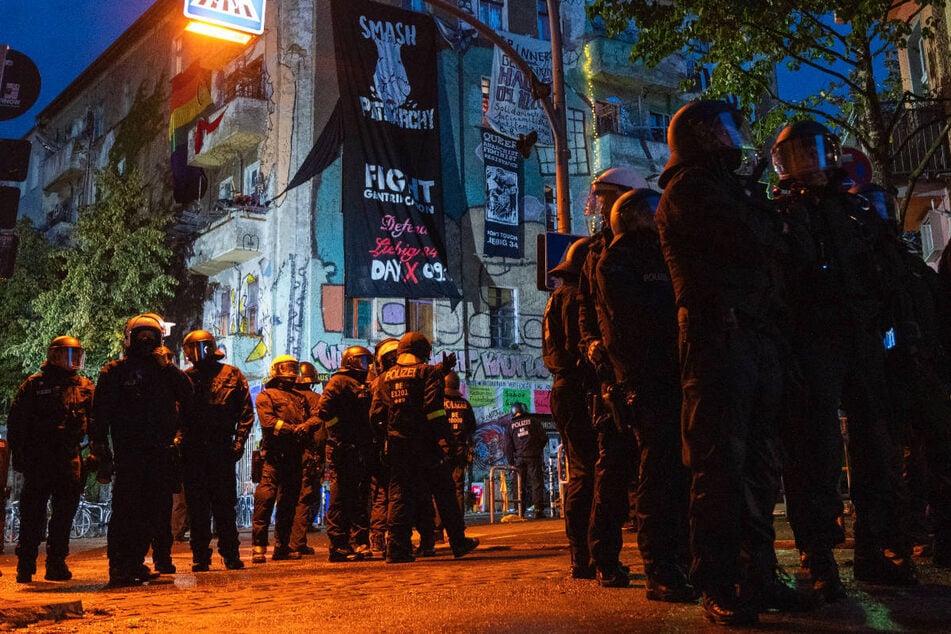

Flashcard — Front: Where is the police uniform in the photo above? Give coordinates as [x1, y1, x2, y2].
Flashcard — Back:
[369, 335, 477, 562]
[596, 224, 692, 598]
[319, 368, 374, 559]
[289, 384, 325, 555]
[182, 360, 253, 569]
[505, 409, 548, 516]
[252, 380, 311, 559]
[8, 363, 94, 581]
[442, 389, 476, 514]
[92, 351, 192, 582]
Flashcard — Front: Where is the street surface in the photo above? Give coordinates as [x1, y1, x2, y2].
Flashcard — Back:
[2, 514, 950, 632]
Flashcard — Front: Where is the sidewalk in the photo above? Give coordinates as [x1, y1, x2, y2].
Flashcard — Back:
[1, 515, 950, 632]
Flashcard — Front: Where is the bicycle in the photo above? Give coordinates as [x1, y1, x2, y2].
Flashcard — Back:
[5, 500, 20, 544]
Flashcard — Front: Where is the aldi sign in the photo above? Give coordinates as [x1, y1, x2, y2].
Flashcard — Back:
[184, 0, 267, 35]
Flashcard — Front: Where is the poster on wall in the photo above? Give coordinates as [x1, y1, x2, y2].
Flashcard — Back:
[482, 129, 523, 258]
[332, 0, 459, 298]
[485, 31, 553, 146]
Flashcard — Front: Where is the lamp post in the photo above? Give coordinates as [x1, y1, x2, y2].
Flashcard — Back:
[423, 0, 571, 233]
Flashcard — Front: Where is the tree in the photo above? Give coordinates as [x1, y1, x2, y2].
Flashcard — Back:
[7, 169, 178, 374]
[0, 218, 58, 411]
[588, 0, 943, 201]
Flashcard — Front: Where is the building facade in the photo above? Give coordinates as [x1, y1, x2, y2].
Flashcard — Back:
[16, 0, 690, 484]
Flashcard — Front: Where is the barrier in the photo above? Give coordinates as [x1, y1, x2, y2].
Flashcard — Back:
[487, 465, 522, 524]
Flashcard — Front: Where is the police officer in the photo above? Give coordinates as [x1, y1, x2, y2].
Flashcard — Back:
[91, 314, 192, 586]
[442, 371, 477, 516]
[772, 122, 916, 592]
[252, 354, 314, 563]
[596, 189, 695, 602]
[369, 332, 479, 563]
[319, 346, 375, 562]
[656, 101, 805, 624]
[368, 338, 399, 555]
[505, 403, 548, 519]
[180, 329, 253, 572]
[851, 182, 951, 570]
[542, 237, 600, 579]
[8, 336, 94, 583]
[289, 361, 325, 556]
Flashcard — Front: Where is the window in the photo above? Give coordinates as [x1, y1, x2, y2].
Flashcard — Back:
[595, 101, 622, 135]
[245, 277, 259, 334]
[219, 177, 235, 201]
[907, 21, 928, 91]
[538, 108, 589, 175]
[402, 0, 424, 11]
[478, 0, 505, 30]
[649, 112, 671, 143]
[344, 297, 374, 340]
[173, 37, 184, 76]
[219, 287, 232, 336]
[406, 299, 434, 341]
[536, 1, 550, 41]
[487, 287, 516, 348]
[244, 162, 261, 202]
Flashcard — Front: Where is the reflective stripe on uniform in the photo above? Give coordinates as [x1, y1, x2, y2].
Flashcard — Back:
[426, 409, 446, 420]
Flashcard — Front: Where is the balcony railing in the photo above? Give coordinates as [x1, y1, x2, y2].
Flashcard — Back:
[889, 104, 951, 179]
[44, 202, 75, 230]
[187, 95, 268, 168]
[186, 209, 267, 277]
[42, 142, 85, 192]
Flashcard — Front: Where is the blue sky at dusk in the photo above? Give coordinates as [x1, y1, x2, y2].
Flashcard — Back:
[0, 0, 156, 139]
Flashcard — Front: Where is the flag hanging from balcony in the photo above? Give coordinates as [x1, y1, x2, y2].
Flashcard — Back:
[482, 129, 524, 258]
[332, 0, 459, 299]
[169, 62, 212, 204]
[485, 32, 553, 146]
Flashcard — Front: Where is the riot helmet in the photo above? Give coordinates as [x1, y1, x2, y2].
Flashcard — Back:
[849, 182, 898, 225]
[375, 337, 400, 373]
[609, 189, 662, 239]
[397, 332, 432, 363]
[183, 329, 221, 365]
[269, 354, 300, 381]
[549, 236, 590, 279]
[660, 100, 760, 187]
[584, 167, 648, 234]
[124, 313, 165, 357]
[511, 402, 528, 418]
[340, 345, 373, 377]
[445, 370, 462, 397]
[298, 361, 319, 386]
[47, 335, 85, 371]
[771, 120, 842, 187]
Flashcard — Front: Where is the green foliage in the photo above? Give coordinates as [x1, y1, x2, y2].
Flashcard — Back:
[0, 219, 59, 410]
[8, 169, 178, 376]
[587, 0, 944, 188]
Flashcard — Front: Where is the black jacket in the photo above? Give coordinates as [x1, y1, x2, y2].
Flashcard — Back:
[183, 362, 254, 447]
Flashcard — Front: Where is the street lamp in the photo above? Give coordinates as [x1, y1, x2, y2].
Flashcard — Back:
[422, 0, 571, 233]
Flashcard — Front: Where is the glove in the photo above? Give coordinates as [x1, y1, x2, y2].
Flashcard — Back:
[275, 420, 298, 436]
[438, 350, 457, 375]
[153, 346, 174, 368]
[232, 441, 245, 462]
[294, 423, 312, 442]
[587, 340, 608, 368]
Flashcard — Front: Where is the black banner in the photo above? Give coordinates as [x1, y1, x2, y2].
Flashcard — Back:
[333, 0, 458, 298]
[482, 129, 523, 258]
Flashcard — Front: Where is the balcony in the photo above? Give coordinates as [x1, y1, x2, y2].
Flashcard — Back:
[578, 37, 689, 93]
[42, 141, 85, 192]
[592, 131, 670, 179]
[187, 210, 266, 276]
[889, 104, 951, 180]
[187, 96, 268, 168]
[43, 201, 76, 230]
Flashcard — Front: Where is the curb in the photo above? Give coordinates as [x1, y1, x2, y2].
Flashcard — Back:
[0, 600, 84, 629]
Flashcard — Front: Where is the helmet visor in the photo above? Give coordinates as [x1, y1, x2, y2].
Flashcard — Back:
[771, 134, 841, 182]
[274, 360, 299, 377]
[712, 111, 761, 176]
[50, 346, 84, 371]
[863, 189, 897, 222]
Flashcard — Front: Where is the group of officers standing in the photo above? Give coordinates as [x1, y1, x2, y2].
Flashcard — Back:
[543, 100, 951, 626]
[6, 312, 478, 586]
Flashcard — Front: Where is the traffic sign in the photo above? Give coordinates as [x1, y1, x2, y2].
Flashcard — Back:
[0, 46, 41, 121]
[841, 146, 873, 187]
[184, 0, 267, 36]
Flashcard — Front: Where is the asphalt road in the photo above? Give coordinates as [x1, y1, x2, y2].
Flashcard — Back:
[2, 514, 950, 632]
